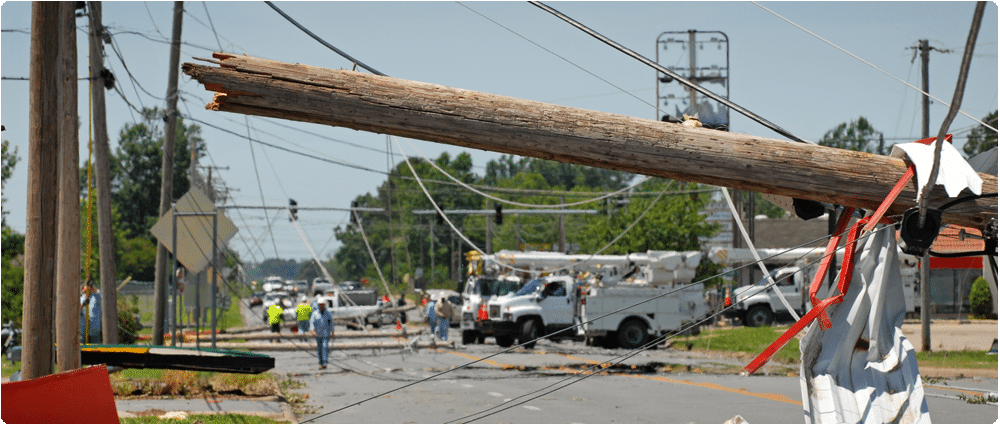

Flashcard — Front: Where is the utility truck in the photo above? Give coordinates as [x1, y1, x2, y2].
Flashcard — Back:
[473, 250, 710, 349]
[460, 251, 527, 344]
[708, 247, 918, 327]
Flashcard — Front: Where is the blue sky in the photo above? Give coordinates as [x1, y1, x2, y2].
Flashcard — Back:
[1, 1, 997, 263]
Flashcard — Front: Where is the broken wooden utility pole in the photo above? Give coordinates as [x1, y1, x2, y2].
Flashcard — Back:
[88, 1, 119, 345]
[182, 54, 997, 233]
[56, 1, 81, 371]
[23, 1, 60, 380]
[153, 1, 184, 346]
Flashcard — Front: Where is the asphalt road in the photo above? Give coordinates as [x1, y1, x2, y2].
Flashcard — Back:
[252, 325, 997, 424]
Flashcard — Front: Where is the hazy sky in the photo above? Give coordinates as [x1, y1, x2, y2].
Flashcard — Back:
[2, 1, 997, 264]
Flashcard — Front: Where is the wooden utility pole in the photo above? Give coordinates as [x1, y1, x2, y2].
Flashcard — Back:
[153, 1, 184, 346]
[89, 1, 119, 345]
[23, 1, 60, 380]
[919, 38, 933, 352]
[182, 54, 997, 231]
[56, 1, 81, 371]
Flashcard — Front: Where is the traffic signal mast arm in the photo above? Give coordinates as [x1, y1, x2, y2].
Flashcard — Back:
[183, 54, 996, 232]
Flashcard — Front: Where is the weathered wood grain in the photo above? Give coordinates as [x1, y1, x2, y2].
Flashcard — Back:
[182, 54, 996, 230]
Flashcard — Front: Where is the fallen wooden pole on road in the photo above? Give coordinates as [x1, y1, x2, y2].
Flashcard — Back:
[193, 328, 425, 342]
[209, 339, 454, 352]
[183, 53, 996, 231]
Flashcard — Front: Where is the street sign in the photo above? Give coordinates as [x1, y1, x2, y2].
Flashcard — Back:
[150, 188, 238, 273]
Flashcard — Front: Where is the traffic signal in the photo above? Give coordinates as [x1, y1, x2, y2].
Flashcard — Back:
[289, 199, 298, 221]
[350, 201, 358, 225]
[494, 205, 503, 225]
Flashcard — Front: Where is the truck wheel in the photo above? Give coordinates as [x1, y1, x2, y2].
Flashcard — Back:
[495, 335, 515, 348]
[617, 319, 649, 349]
[520, 319, 540, 349]
[477, 335, 486, 344]
[462, 330, 477, 345]
[744, 305, 774, 327]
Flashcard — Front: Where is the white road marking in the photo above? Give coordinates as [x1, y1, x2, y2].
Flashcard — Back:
[462, 384, 474, 388]
[523, 406, 541, 411]
[488, 392, 504, 397]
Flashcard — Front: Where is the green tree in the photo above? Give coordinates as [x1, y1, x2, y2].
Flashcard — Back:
[2, 227, 25, 328]
[2, 139, 19, 226]
[819, 116, 888, 155]
[963, 110, 998, 158]
[109, 107, 204, 240]
[483, 154, 633, 191]
[969, 276, 993, 319]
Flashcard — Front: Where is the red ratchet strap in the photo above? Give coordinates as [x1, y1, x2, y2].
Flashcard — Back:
[744, 164, 916, 374]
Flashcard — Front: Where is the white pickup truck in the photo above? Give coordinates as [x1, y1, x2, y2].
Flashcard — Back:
[709, 247, 918, 327]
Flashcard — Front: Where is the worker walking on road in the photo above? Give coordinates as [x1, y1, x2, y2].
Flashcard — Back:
[434, 295, 452, 341]
[80, 279, 101, 344]
[425, 296, 437, 338]
[268, 303, 284, 342]
[310, 301, 335, 370]
[296, 300, 312, 334]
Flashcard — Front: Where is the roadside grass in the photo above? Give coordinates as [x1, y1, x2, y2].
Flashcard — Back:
[915, 350, 998, 370]
[110, 369, 280, 397]
[120, 413, 286, 424]
[680, 326, 998, 375]
[679, 326, 801, 365]
[2, 357, 20, 378]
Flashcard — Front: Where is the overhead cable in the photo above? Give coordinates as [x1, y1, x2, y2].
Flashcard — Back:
[401, 136, 651, 208]
[393, 136, 673, 275]
[264, 1, 386, 76]
[529, 1, 812, 144]
[752, 1, 997, 133]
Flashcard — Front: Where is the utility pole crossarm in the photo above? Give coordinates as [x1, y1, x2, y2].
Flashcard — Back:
[182, 53, 996, 231]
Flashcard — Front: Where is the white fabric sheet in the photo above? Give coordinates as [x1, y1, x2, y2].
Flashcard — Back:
[799, 225, 931, 424]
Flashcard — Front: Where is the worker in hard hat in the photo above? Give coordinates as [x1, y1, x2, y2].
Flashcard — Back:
[296, 299, 312, 334]
[268, 302, 284, 342]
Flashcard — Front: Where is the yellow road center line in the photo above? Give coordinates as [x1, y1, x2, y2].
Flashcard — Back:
[447, 350, 513, 368]
[625, 374, 802, 406]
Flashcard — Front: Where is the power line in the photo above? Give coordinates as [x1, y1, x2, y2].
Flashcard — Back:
[751, 1, 998, 133]
[529, 1, 811, 144]
[455, 1, 655, 110]
[264, 1, 386, 76]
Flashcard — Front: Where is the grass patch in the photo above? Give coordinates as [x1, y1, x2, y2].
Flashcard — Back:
[2, 357, 20, 378]
[678, 326, 801, 365]
[121, 413, 286, 424]
[915, 350, 999, 370]
[110, 369, 279, 397]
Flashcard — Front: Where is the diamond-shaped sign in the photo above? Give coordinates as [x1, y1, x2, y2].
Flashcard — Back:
[150, 188, 238, 273]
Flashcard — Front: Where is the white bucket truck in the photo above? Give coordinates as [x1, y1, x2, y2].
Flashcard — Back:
[475, 250, 710, 349]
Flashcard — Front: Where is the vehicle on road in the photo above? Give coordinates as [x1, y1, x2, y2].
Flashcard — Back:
[459, 272, 525, 344]
[474, 250, 709, 349]
[249, 291, 264, 307]
[262, 276, 284, 293]
[708, 247, 918, 327]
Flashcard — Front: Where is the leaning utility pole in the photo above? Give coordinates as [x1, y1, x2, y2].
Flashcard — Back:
[182, 55, 997, 230]
[56, 1, 81, 371]
[89, 1, 119, 345]
[153, 1, 184, 346]
[23, 1, 60, 380]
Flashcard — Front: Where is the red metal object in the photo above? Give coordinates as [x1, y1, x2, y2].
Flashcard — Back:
[744, 165, 915, 374]
[1, 365, 119, 424]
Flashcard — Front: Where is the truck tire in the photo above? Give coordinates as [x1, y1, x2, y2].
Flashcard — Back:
[520, 319, 540, 349]
[495, 335, 515, 348]
[617, 319, 649, 349]
[744, 305, 774, 327]
[462, 330, 477, 345]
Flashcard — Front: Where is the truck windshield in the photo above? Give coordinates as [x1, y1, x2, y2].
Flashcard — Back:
[474, 278, 525, 296]
[515, 279, 546, 296]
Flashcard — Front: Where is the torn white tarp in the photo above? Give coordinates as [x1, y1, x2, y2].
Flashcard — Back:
[891, 139, 983, 201]
[799, 225, 931, 424]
